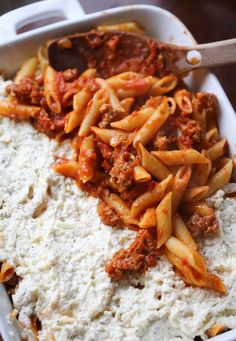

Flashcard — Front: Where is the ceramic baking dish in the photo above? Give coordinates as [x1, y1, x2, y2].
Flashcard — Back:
[0, 1, 236, 340]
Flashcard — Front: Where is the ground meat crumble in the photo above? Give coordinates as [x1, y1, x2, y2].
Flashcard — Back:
[97, 200, 123, 227]
[187, 212, 219, 238]
[105, 229, 158, 281]
[6, 76, 44, 106]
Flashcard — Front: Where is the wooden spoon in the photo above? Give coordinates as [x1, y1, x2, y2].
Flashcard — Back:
[47, 30, 236, 78]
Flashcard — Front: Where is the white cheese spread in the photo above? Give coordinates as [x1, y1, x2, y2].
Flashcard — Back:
[0, 78, 236, 341]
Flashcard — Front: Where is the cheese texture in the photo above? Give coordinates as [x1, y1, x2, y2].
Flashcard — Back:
[1, 79, 236, 341]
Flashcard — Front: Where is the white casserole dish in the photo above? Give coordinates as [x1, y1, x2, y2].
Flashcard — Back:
[0, 1, 236, 340]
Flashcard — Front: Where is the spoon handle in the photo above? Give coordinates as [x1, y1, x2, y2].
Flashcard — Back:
[175, 38, 236, 74]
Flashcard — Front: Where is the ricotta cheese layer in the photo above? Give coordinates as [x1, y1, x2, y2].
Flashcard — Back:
[1, 79, 236, 341]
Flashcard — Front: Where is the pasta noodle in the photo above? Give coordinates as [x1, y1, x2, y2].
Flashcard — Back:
[64, 88, 93, 133]
[0, 261, 15, 282]
[96, 78, 125, 113]
[165, 248, 226, 293]
[103, 191, 138, 226]
[14, 57, 38, 84]
[165, 236, 206, 274]
[182, 185, 209, 203]
[173, 213, 197, 250]
[206, 158, 233, 197]
[138, 143, 171, 181]
[133, 101, 170, 147]
[206, 138, 227, 161]
[156, 191, 173, 248]
[78, 135, 97, 183]
[97, 22, 144, 34]
[174, 89, 192, 113]
[111, 107, 155, 131]
[90, 127, 131, 147]
[37, 46, 49, 77]
[139, 208, 156, 228]
[172, 166, 192, 212]
[148, 74, 178, 96]
[53, 160, 80, 179]
[44, 66, 61, 114]
[133, 165, 151, 182]
[206, 324, 227, 338]
[192, 150, 212, 186]
[131, 174, 173, 218]
[152, 149, 208, 166]
[0, 100, 40, 120]
[78, 89, 108, 136]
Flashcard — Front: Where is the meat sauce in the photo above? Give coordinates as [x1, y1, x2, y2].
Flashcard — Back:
[6, 59, 220, 282]
[6, 73, 99, 137]
[187, 212, 219, 238]
[105, 229, 158, 281]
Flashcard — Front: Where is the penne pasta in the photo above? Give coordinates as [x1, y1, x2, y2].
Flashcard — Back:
[192, 96, 207, 132]
[165, 248, 226, 293]
[103, 191, 138, 226]
[53, 159, 80, 179]
[133, 102, 170, 148]
[206, 158, 233, 197]
[111, 107, 154, 131]
[206, 138, 227, 161]
[206, 324, 227, 338]
[134, 165, 151, 182]
[183, 201, 214, 216]
[139, 208, 156, 228]
[62, 86, 82, 108]
[204, 127, 219, 146]
[107, 72, 150, 98]
[131, 174, 173, 218]
[0, 100, 40, 120]
[96, 78, 125, 113]
[81, 68, 96, 78]
[173, 213, 197, 250]
[120, 97, 135, 114]
[162, 96, 176, 115]
[29, 315, 41, 340]
[192, 150, 212, 186]
[64, 88, 93, 133]
[148, 75, 178, 96]
[206, 107, 217, 131]
[44, 66, 61, 114]
[152, 149, 208, 166]
[90, 127, 131, 147]
[78, 135, 97, 183]
[172, 166, 192, 212]
[174, 89, 192, 113]
[97, 22, 144, 34]
[138, 143, 171, 181]
[107, 72, 141, 89]
[64, 110, 79, 134]
[14, 57, 38, 84]
[0, 261, 15, 282]
[182, 185, 209, 203]
[37, 46, 49, 77]
[156, 191, 173, 248]
[78, 89, 108, 137]
[165, 248, 206, 285]
[165, 236, 207, 274]
[117, 78, 151, 99]
[204, 273, 226, 294]
[73, 87, 93, 113]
